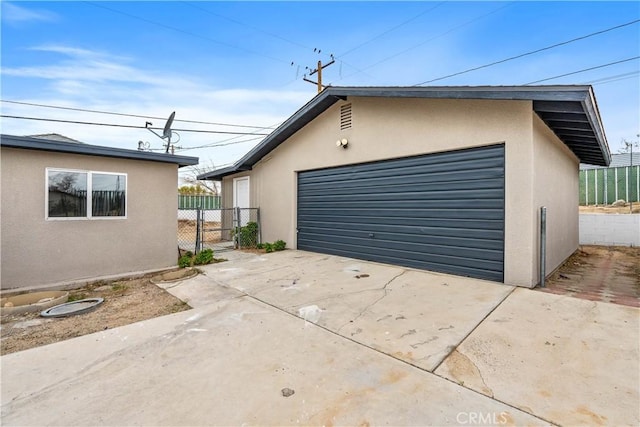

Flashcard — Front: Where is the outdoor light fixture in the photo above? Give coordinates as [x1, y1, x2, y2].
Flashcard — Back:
[336, 138, 349, 149]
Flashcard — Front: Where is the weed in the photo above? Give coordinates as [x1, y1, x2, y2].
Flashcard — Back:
[178, 249, 216, 268]
[111, 282, 128, 293]
[260, 240, 286, 253]
[170, 301, 191, 313]
[178, 254, 192, 268]
[194, 249, 214, 265]
[68, 293, 87, 302]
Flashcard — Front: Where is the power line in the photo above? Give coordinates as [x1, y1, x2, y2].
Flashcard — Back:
[583, 71, 640, 85]
[176, 135, 265, 151]
[415, 18, 640, 85]
[181, 1, 310, 52]
[524, 56, 640, 85]
[328, 2, 514, 85]
[85, 1, 289, 65]
[0, 100, 277, 130]
[176, 119, 282, 151]
[0, 115, 270, 135]
[336, 2, 447, 58]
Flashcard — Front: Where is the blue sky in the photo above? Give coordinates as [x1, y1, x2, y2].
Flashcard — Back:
[2, 1, 639, 180]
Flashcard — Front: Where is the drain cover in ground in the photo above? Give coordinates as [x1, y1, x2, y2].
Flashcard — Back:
[40, 298, 104, 318]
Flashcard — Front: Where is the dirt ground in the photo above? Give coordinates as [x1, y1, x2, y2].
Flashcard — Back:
[0, 271, 193, 355]
[579, 204, 640, 214]
[541, 245, 640, 307]
[178, 220, 224, 243]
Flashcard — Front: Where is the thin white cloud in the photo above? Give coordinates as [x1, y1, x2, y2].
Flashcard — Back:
[1, 44, 313, 168]
[1, 2, 59, 24]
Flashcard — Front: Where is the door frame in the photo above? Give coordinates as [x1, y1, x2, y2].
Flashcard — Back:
[233, 176, 250, 208]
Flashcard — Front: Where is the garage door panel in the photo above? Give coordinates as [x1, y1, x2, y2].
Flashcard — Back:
[299, 178, 505, 198]
[298, 220, 504, 240]
[299, 217, 504, 233]
[299, 168, 505, 191]
[299, 207, 504, 220]
[299, 147, 503, 181]
[299, 241, 503, 281]
[298, 184, 503, 205]
[300, 164, 504, 187]
[299, 198, 503, 210]
[297, 145, 505, 281]
[300, 231, 503, 260]
[300, 227, 504, 251]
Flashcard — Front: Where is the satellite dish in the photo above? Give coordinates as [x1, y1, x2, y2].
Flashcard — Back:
[144, 111, 176, 153]
[163, 111, 175, 140]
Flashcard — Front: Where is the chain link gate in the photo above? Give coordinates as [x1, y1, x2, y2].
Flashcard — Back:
[178, 207, 260, 254]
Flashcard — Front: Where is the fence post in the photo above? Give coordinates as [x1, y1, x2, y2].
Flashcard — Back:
[585, 170, 589, 205]
[256, 208, 262, 245]
[539, 206, 547, 288]
[604, 169, 608, 205]
[593, 169, 598, 206]
[626, 166, 630, 206]
[235, 206, 241, 249]
[195, 208, 201, 254]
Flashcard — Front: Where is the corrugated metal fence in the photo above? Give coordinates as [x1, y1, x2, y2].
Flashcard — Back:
[178, 195, 221, 209]
[580, 166, 639, 205]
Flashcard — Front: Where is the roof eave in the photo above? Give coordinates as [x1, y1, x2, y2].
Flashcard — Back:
[1, 134, 199, 167]
[199, 86, 611, 178]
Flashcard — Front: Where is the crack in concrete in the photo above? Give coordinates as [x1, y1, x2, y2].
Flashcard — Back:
[400, 329, 416, 338]
[337, 270, 407, 332]
[410, 336, 439, 349]
[456, 350, 494, 398]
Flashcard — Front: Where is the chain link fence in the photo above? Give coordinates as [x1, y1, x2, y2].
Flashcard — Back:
[178, 207, 260, 254]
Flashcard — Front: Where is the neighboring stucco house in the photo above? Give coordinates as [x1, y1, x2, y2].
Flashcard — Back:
[1, 134, 198, 290]
[200, 86, 610, 287]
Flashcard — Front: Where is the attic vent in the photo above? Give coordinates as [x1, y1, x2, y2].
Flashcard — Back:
[340, 103, 352, 130]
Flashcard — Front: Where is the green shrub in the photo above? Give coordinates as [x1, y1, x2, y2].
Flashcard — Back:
[194, 248, 214, 265]
[178, 254, 192, 268]
[232, 221, 258, 248]
[273, 240, 286, 251]
[257, 240, 286, 253]
[178, 249, 215, 268]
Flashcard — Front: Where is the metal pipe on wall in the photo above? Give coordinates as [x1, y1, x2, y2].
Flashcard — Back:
[539, 206, 547, 288]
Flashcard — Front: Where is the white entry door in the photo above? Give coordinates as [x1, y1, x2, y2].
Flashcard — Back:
[233, 177, 250, 226]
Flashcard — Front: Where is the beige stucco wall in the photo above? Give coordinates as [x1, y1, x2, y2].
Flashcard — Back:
[532, 114, 580, 280]
[1, 148, 179, 290]
[222, 97, 558, 286]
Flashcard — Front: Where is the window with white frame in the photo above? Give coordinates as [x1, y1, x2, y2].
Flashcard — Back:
[47, 169, 127, 219]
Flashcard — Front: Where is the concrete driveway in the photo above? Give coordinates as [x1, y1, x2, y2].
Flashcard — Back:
[1, 250, 638, 426]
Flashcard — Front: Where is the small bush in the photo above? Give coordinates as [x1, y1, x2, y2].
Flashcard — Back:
[256, 243, 264, 250]
[178, 249, 215, 268]
[178, 254, 192, 268]
[194, 249, 214, 265]
[233, 221, 258, 248]
[273, 240, 286, 251]
[260, 240, 285, 253]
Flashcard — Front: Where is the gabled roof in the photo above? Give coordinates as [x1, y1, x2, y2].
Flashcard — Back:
[581, 152, 639, 170]
[1, 134, 198, 167]
[28, 133, 84, 144]
[199, 85, 611, 181]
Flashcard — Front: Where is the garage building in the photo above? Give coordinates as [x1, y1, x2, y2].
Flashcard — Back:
[200, 86, 610, 287]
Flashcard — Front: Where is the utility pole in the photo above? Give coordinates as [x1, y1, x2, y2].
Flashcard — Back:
[303, 55, 335, 93]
